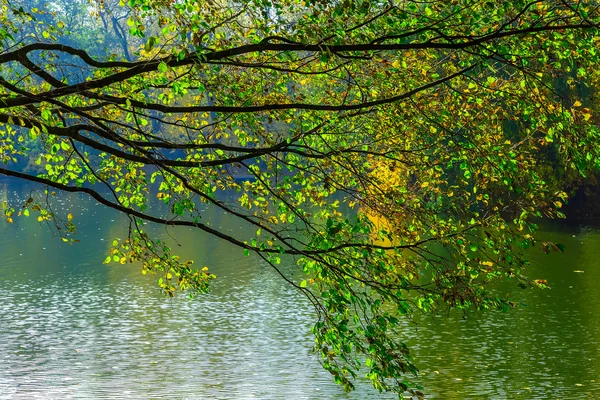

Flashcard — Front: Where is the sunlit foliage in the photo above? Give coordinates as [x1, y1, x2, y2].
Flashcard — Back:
[1, 0, 600, 396]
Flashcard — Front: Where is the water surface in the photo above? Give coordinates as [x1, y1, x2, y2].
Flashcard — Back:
[0, 180, 598, 399]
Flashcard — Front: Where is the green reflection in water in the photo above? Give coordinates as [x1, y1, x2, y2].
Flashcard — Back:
[0, 180, 598, 399]
[406, 224, 600, 399]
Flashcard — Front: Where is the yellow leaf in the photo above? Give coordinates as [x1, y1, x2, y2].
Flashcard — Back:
[421, 182, 429, 188]
[67, 213, 73, 221]
[392, 60, 400, 69]
[573, 100, 582, 107]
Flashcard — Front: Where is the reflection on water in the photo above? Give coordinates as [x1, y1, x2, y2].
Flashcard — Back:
[407, 225, 600, 399]
[0, 180, 599, 399]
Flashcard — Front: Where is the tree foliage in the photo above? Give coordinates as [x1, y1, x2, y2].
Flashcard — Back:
[1, 0, 600, 396]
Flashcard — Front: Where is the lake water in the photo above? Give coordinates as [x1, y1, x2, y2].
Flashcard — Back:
[0, 180, 598, 399]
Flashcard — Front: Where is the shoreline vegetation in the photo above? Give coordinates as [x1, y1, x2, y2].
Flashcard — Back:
[2, 0, 600, 397]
